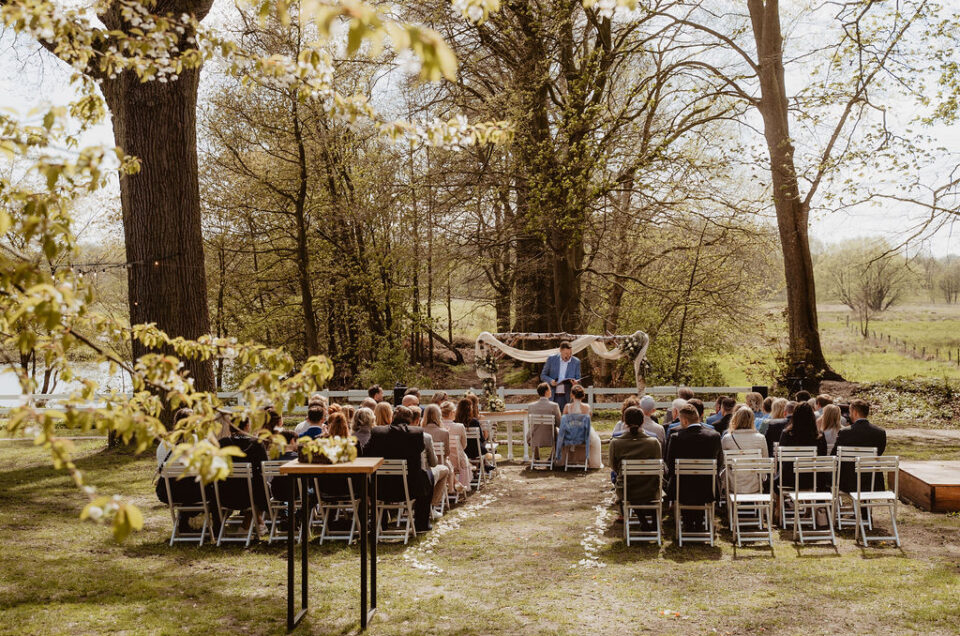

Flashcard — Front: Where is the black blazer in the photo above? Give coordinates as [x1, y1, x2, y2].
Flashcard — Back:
[665, 424, 722, 504]
[833, 419, 887, 492]
[713, 413, 732, 436]
[363, 423, 431, 501]
[764, 417, 790, 457]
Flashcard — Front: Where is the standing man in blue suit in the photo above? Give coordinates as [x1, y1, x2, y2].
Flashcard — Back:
[540, 341, 582, 413]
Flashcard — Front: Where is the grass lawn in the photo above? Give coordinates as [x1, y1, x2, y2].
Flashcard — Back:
[1, 439, 959, 635]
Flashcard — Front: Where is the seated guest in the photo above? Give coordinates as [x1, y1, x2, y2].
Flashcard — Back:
[664, 399, 688, 435]
[374, 401, 393, 427]
[352, 407, 375, 451]
[818, 404, 843, 454]
[608, 407, 661, 523]
[705, 397, 724, 427]
[402, 394, 420, 408]
[341, 404, 355, 424]
[431, 391, 448, 405]
[297, 406, 326, 439]
[611, 395, 641, 438]
[456, 397, 486, 460]
[815, 393, 833, 418]
[712, 397, 737, 436]
[260, 406, 284, 433]
[313, 412, 355, 500]
[833, 399, 886, 493]
[638, 395, 666, 449]
[324, 411, 350, 438]
[360, 397, 377, 411]
[687, 398, 705, 422]
[440, 400, 473, 491]
[665, 404, 722, 530]
[217, 418, 269, 533]
[528, 382, 562, 458]
[795, 390, 811, 403]
[721, 406, 769, 494]
[762, 398, 790, 453]
[677, 387, 695, 401]
[761, 396, 773, 424]
[295, 401, 325, 436]
[778, 402, 827, 491]
[422, 404, 461, 496]
[417, 405, 452, 516]
[156, 408, 211, 525]
[745, 392, 765, 429]
[363, 405, 435, 532]
[368, 384, 383, 403]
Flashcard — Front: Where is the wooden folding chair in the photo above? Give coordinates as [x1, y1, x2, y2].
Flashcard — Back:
[786, 456, 838, 545]
[433, 441, 448, 515]
[725, 457, 775, 547]
[674, 458, 717, 546]
[465, 428, 485, 489]
[261, 459, 304, 544]
[527, 414, 556, 470]
[720, 448, 762, 522]
[375, 459, 416, 544]
[852, 456, 901, 547]
[621, 459, 664, 546]
[161, 463, 213, 546]
[447, 432, 466, 506]
[314, 474, 360, 545]
[213, 463, 260, 547]
[835, 446, 878, 530]
[776, 446, 818, 528]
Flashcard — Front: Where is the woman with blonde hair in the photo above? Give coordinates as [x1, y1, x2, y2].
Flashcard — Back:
[759, 397, 787, 436]
[422, 404, 462, 495]
[721, 406, 769, 494]
[441, 400, 472, 491]
[374, 401, 393, 427]
[819, 404, 843, 454]
[352, 407, 375, 451]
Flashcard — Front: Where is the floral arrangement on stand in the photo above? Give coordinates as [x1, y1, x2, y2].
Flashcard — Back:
[297, 435, 358, 465]
[481, 377, 505, 412]
[476, 348, 499, 376]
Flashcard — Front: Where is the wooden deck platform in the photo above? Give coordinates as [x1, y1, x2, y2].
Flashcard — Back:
[899, 461, 960, 512]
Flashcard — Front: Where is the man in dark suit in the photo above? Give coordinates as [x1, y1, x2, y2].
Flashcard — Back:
[665, 404, 722, 530]
[832, 399, 887, 493]
[362, 406, 435, 533]
[540, 341, 582, 413]
[712, 397, 736, 436]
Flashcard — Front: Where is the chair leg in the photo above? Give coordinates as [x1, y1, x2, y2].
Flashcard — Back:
[854, 499, 863, 545]
[826, 502, 837, 546]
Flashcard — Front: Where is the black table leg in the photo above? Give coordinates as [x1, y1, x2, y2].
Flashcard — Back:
[301, 476, 309, 612]
[370, 472, 377, 619]
[360, 472, 368, 629]
[287, 476, 308, 632]
[287, 475, 294, 631]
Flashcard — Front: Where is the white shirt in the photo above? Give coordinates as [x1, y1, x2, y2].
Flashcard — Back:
[557, 358, 569, 394]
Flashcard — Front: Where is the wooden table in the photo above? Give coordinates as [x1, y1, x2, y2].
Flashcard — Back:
[280, 457, 383, 631]
[479, 410, 529, 461]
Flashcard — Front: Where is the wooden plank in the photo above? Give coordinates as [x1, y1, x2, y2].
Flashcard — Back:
[899, 468, 933, 511]
[899, 461, 960, 512]
[899, 461, 960, 486]
[279, 457, 383, 475]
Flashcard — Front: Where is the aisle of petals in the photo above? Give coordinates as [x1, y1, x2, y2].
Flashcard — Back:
[573, 490, 616, 569]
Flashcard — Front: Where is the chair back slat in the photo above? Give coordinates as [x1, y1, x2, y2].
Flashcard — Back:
[377, 459, 408, 476]
[261, 459, 286, 479]
[621, 459, 663, 476]
[675, 458, 717, 475]
[728, 456, 775, 472]
[837, 446, 878, 461]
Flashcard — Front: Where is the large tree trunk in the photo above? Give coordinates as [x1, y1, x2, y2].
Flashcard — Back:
[291, 98, 320, 358]
[102, 61, 215, 392]
[749, 0, 840, 382]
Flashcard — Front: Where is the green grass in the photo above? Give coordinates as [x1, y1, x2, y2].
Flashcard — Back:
[2, 440, 959, 634]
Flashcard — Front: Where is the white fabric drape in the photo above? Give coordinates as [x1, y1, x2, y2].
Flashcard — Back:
[474, 331, 650, 392]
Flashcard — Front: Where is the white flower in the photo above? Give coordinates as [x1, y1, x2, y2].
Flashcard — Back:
[87, 506, 104, 521]
[467, 4, 483, 22]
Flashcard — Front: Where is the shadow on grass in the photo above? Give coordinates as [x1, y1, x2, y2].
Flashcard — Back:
[519, 468, 599, 480]
[731, 544, 776, 559]
[661, 543, 723, 561]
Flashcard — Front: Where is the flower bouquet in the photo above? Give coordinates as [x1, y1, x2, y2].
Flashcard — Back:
[297, 435, 358, 465]
[619, 333, 646, 359]
[476, 348, 498, 375]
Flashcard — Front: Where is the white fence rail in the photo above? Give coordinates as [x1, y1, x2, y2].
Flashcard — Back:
[0, 385, 765, 416]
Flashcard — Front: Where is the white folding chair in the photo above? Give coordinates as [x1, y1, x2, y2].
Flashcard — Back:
[621, 459, 664, 546]
[375, 459, 416, 544]
[835, 446, 878, 530]
[261, 459, 304, 544]
[161, 463, 213, 546]
[433, 441, 448, 515]
[726, 457, 775, 547]
[786, 456, 838, 545]
[852, 456, 901, 547]
[213, 463, 260, 547]
[776, 446, 818, 528]
[720, 448, 762, 519]
[465, 428, 485, 489]
[447, 432, 466, 506]
[313, 474, 360, 544]
[674, 458, 717, 546]
[528, 414, 556, 470]
[557, 414, 590, 472]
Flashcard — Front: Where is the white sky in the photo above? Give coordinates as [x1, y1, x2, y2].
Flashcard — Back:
[0, 2, 957, 257]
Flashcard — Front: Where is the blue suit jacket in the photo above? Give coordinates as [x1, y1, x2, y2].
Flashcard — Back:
[540, 353, 581, 384]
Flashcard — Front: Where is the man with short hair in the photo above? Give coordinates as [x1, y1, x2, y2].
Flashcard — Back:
[665, 403, 722, 531]
[764, 401, 796, 456]
[360, 397, 377, 411]
[363, 405, 436, 532]
[295, 404, 326, 437]
[705, 397, 724, 427]
[402, 393, 420, 407]
[713, 397, 737, 436]
[527, 382, 563, 460]
[638, 395, 666, 449]
[815, 393, 833, 417]
[833, 399, 886, 492]
[368, 385, 383, 402]
[795, 390, 811, 403]
[677, 387, 695, 401]
[539, 341, 582, 413]
[609, 407, 662, 527]
[405, 387, 421, 399]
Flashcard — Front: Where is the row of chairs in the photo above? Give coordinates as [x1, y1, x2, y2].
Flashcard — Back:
[161, 428, 496, 547]
[621, 449, 901, 548]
